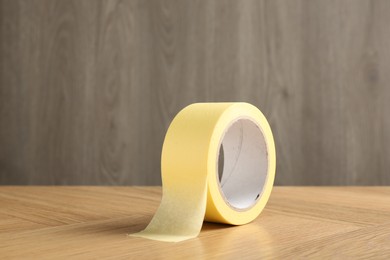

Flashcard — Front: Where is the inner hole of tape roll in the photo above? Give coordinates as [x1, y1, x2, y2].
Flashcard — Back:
[217, 119, 268, 210]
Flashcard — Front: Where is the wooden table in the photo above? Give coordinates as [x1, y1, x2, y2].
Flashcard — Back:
[0, 187, 389, 259]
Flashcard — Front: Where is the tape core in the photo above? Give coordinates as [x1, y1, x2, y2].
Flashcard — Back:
[217, 118, 268, 210]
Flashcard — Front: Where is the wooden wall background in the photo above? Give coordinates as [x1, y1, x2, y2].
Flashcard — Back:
[1, 0, 389, 185]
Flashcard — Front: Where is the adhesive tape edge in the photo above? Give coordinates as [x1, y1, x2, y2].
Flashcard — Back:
[204, 102, 276, 225]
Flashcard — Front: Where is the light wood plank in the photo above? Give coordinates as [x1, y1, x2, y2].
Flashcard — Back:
[0, 187, 389, 259]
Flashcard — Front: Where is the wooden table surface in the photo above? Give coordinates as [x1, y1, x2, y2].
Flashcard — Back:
[0, 187, 389, 259]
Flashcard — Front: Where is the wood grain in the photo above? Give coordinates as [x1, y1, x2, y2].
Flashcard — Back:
[0, 186, 389, 259]
[1, 0, 390, 185]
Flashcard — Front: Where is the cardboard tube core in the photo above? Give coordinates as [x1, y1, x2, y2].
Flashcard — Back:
[218, 118, 269, 210]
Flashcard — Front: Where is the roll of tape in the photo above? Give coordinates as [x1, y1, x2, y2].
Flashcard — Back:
[132, 103, 276, 242]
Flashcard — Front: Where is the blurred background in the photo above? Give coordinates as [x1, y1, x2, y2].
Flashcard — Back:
[0, 0, 389, 185]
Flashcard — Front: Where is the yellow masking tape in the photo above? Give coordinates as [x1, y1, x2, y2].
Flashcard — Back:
[132, 102, 276, 242]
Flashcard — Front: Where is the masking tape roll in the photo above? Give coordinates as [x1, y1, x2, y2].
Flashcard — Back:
[132, 102, 276, 242]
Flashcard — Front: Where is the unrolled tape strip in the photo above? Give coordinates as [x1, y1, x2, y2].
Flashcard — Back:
[131, 102, 276, 242]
